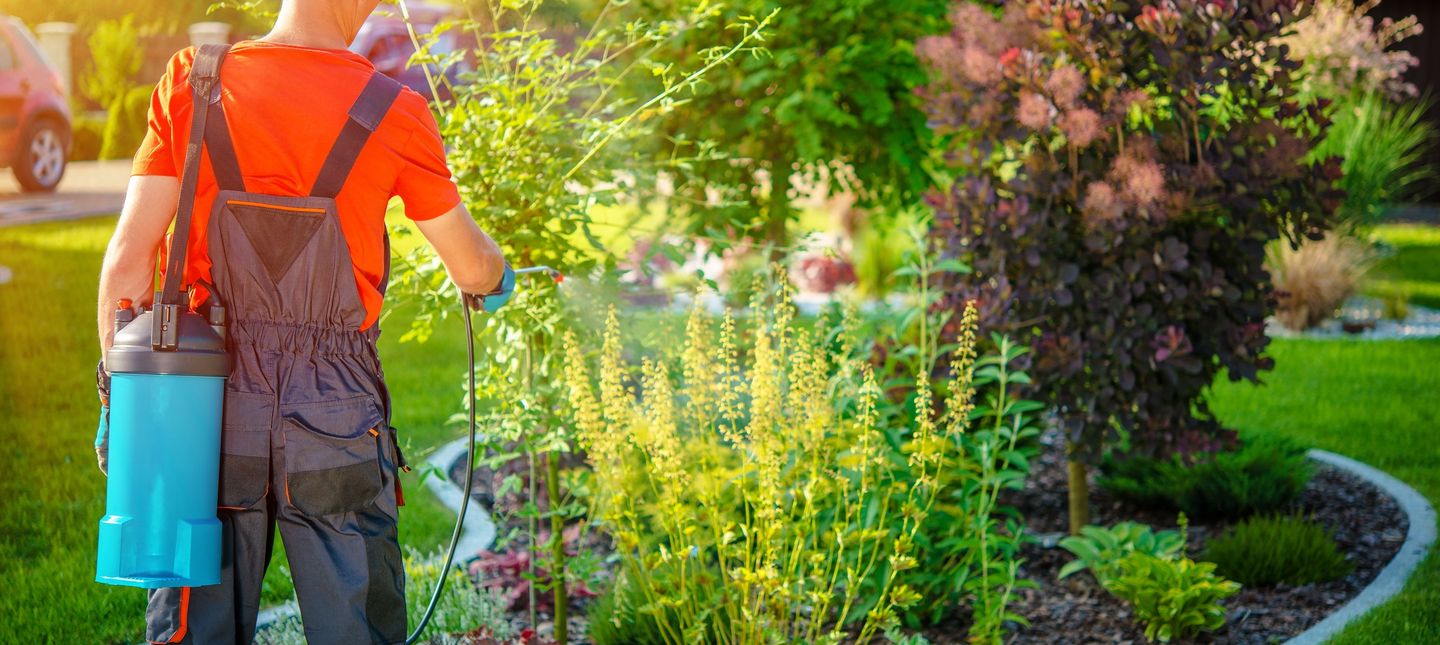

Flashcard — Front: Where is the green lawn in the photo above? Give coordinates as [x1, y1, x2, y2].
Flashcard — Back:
[1365, 223, 1440, 310]
[0, 215, 471, 643]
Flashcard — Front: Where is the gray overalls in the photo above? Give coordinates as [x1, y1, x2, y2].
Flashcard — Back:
[146, 45, 409, 644]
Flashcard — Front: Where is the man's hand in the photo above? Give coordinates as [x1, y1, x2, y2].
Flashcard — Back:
[95, 361, 111, 476]
[463, 264, 515, 313]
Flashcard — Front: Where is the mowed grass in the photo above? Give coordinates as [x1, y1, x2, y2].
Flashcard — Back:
[1365, 223, 1440, 309]
[0, 215, 474, 642]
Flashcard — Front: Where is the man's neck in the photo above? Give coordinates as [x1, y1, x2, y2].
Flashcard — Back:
[260, 4, 351, 50]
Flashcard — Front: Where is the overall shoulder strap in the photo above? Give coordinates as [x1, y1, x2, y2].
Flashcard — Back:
[204, 99, 245, 192]
[310, 72, 404, 199]
[154, 43, 230, 349]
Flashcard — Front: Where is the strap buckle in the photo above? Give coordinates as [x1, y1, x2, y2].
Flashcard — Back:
[151, 302, 181, 351]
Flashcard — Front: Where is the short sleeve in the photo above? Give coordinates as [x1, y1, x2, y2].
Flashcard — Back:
[392, 101, 461, 221]
[132, 50, 191, 177]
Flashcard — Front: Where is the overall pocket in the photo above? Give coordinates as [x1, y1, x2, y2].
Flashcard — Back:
[281, 395, 385, 516]
[218, 391, 273, 510]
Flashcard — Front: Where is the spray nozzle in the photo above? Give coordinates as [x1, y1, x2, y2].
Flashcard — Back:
[514, 265, 563, 284]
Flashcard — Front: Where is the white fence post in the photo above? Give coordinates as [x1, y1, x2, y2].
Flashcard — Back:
[187, 22, 232, 47]
[35, 22, 76, 96]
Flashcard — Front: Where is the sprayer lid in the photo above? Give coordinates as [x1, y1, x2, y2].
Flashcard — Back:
[106, 310, 231, 377]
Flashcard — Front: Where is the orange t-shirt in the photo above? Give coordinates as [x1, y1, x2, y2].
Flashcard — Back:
[133, 41, 461, 330]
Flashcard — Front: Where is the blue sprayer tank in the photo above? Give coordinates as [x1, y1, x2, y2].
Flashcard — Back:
[96, 300, 230, 588]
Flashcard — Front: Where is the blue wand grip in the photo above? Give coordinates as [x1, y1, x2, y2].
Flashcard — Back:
[480, 264, 516, 313]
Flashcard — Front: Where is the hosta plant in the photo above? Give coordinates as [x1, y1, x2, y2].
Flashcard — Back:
[1105, 551, 1240, 643]
[1058, 521, 1185, 583]
[1062, 518, 1240, 642]
[919, 0, 1343, 531]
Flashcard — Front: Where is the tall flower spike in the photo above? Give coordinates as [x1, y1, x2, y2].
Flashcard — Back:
[640, 358, 686, 492]
[598, 306, 632, 431]
[944, 301, 980, 437]
[681, 291, 716, 428]
[715, 308, 745, 446]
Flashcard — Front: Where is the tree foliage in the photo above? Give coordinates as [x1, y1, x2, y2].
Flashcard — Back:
[623, 0, 950, 246]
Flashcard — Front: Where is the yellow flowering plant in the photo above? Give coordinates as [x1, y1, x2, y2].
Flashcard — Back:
[563, 257, 1038, 643]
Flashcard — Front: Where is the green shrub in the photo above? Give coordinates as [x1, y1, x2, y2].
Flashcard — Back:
[1100, 436, 1314, 521]
[922, 0, 1342, 471]
[99, 84, 153, 161]
[1202, 515, 1353, 586]
[1105, 551, 1241, 643]
[1058, 521, 1185, 583]
[69, 113, 105, 162]
[629, 0, 950, 247]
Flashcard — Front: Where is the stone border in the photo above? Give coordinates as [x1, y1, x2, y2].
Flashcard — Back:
[255, 436, 496, 631]
[1284, 450, 1437, 645]
[421, 435, 498, 557]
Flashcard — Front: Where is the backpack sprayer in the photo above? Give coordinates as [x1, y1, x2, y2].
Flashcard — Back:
[95, 262, 562, 644]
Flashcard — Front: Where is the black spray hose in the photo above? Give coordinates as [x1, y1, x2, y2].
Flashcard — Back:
[405, 294, 480, 645]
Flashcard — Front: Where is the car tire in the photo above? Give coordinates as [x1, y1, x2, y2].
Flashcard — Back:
[14, 118, 67, 193]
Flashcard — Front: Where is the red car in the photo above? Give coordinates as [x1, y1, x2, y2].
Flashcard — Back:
[0, 16, 69, 192]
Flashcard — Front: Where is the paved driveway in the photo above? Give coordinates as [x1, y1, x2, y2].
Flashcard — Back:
[0, 160, 128, 228]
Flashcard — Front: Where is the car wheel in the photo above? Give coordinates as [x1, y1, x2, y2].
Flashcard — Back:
[14, 118, 67, 193]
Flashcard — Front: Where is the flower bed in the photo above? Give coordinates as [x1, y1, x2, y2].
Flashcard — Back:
[983, 428, 1407, 645]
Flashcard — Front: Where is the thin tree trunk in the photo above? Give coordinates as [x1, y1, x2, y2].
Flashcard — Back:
[765, 157, 793, 253]
[1067, 458, 1090, 535]
[547, 451, 568, 643]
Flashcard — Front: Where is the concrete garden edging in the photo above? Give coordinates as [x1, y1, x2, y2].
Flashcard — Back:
[1283, 450, 1437, 645]
[254, 436, 497, 631]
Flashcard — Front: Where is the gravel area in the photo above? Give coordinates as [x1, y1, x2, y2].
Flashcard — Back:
[1268, 296, 1440, 340]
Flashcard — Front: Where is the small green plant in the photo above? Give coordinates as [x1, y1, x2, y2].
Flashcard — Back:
[1058, 522, 1185, 583]
[1202, 515, 1353, 586]
[1060, 517, 1240, 642]
[1105, 551, 1241, 643]
[1100, 436, 1313, 521]
[1383, 291, 1411, 321]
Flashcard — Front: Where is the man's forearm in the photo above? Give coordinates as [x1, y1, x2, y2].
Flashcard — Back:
[98, 175, 182, 359]
[414, 203, 507, 296]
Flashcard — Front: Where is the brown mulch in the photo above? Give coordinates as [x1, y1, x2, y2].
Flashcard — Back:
[946, 428, 1408, 645]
